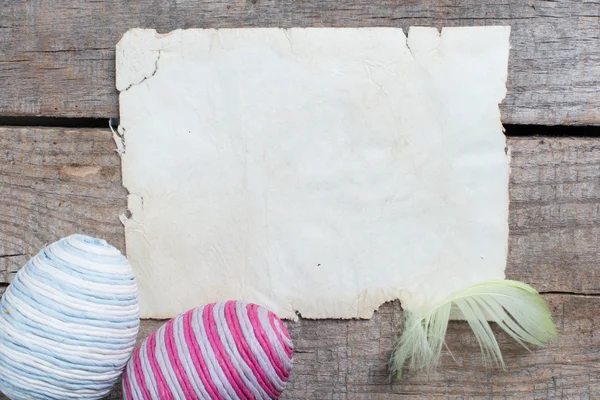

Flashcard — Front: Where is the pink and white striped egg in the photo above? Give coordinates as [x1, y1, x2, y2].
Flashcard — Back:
[123, 301, 293, 400]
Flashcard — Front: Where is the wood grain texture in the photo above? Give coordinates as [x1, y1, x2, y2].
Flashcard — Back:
[507, 137, 600, 295]
[0, 127, 127, 282]
[1, 0, 599, 124]
[2, 129, 600, 293]
[0, 127, 599, 398]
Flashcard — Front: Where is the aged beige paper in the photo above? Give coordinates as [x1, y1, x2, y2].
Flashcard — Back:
[116, 27, 511, 319]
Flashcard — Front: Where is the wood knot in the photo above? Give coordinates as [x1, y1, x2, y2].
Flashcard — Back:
[59, 164, 101, 178]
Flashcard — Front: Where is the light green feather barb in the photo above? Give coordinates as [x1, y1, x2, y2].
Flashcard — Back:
[390, 279, 557, 379]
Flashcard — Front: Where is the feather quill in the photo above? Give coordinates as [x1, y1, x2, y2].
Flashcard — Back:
[391, 280, 557, 378]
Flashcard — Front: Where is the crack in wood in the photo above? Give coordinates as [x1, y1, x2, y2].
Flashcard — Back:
[540, 291, 600, 298]
[0, 254, 24, 259]
[25, 47, 112, 53]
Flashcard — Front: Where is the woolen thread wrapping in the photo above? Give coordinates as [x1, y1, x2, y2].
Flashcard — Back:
[123, 301, 294, 400]
[0, 234, 140, 400]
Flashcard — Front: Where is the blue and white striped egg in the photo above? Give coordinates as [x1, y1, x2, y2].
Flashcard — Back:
[0, 234, 140, 400]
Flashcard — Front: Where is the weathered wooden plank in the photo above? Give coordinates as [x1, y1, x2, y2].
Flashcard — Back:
[1, 0, 599, 124]
[2, 128, 600, 294]
[508, 137, 600, 295]
[0, 127, 599, 398]
[0, 127, 127, 281]
[99, 294, 600, 399]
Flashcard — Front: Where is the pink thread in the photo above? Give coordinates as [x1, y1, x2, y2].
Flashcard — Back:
[147, 333, 175, 400]
[123, 365, 133, 400]
[184, 309, 223, 400]
[132, 346, 152, 399]
[204, 303, 254, 399]
[247, 304, 289, 379]
[123, 301, 293, 400]
[164, 318, 197, 399]
[225, 301, 279, 398]
[269, 312, 293, 358]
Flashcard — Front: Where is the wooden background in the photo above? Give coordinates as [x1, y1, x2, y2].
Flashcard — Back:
[1, 1, 599, 399]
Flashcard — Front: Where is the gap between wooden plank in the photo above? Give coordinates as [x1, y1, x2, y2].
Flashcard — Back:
[2, 0, 600, 124]
[0, 116, 109, 128]
[2, 286, 597, 299]
[505, 124, 600, 138]
[1, 117, 600, 137]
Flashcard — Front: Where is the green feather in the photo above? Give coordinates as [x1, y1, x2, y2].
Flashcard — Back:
[390, 280, 557, 379]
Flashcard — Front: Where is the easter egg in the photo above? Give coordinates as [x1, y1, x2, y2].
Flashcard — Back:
[123, 301, 293, 400]
[0, 234, 140, 400]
